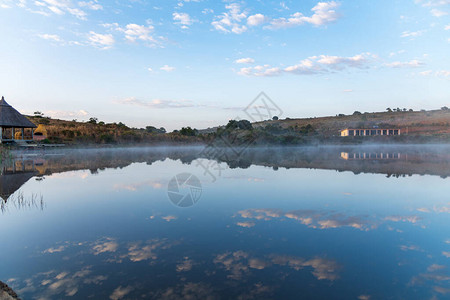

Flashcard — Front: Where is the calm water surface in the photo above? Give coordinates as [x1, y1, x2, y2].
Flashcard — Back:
[0, 146, 449, 299]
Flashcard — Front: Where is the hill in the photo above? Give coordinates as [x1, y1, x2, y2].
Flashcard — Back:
[25, 116, 204, 145]
[23, 108, 450, 146]
[253, 108, 450, 137]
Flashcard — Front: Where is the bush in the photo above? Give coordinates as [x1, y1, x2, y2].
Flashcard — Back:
[100, 134, 115, 143]
[180, 127, 197, 136]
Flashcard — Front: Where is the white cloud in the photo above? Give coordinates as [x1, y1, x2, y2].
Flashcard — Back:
[401, 30, 426, 38]
[431, 8, 448, 16]
[38, 33, 62, 42]
[202, 8, 214, 14]
[436, 70, 450, 77]
[417, 0, 450, 7]
[118, 97, 197, 109]
[247, 13, 267, 26]
[173, 12, 195, 28]
[280, 1, 289, 10]
[78, 0, 102, 10]
[385, 59, 424, 68]
[67, 7, 86, 19]
[239, 65, 282, 77]
[419, 69, 450, 78]
[28, 0, 90, 19]
[88, 31, 114, 49]
[44, 109, 89, 119]
[160, 64, 175, 72]
[419, 70, 433, 75]
[389, 50, 406, 57]
[110, 286, 134, 300]
[268, 1, 341, 29]
[315, 54, 370, 69]
[48, 5, 64, 14]
[100, 22, 164, 47]
[211, 3, 248, 34]
[92, 238, 118, 255]
[119, 23, 155, 43]
[235, 57, 255, 64]
[238, 53, 374, 77]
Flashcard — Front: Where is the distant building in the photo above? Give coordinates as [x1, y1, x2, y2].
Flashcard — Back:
[0, 96, 37, 143]
[340, 128, 400, 137]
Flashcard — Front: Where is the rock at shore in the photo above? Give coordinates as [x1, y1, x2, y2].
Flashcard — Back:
[0, 281, 20, 300]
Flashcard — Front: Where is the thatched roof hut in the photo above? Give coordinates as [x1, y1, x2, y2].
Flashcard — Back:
[0, 96, 37, 142]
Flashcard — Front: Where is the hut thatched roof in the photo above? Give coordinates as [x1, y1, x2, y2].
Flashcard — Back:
[0, 96, 37, 128]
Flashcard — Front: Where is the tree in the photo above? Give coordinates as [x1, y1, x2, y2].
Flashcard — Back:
[441, 106, 449, 111]
[34, 111, 44, 118]
[225, 120, 252, 130]
[237, 120, 252, 130]
[87, 117, 98, 124]
[353, 111, 362, 115]
[386, 108, 392, 112]
[225, 120, 238, 129]
[146, 126, 166, 134]
[180, 126, 197, 136]
[272, 116, 279, 120]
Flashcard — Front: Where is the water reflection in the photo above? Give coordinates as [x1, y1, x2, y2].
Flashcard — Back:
[0, 146, 449, 299]
[340, 151, 402, 160]
[0, 158, 44, 212]
[7, 145, 450, 179]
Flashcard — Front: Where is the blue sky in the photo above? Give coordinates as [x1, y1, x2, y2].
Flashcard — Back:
[0, 0, 449, 131]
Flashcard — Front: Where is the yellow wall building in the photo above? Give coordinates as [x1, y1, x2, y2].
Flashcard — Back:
[340, 128, 400, 137]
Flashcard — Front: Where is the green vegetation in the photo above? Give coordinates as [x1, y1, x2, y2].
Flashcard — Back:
[23, 106, 450, 146]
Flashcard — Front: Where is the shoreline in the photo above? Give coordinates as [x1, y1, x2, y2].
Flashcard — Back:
[0, 281, 20, 300]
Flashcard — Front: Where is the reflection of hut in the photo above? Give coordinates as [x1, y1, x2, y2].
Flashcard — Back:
[0, 96, 37, 143]
[0, 159, 39, 201]
[0, 172, 35, 201]
[33, 124, 48, 141]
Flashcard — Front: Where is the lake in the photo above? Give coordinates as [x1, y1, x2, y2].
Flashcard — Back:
[0, 145, 449, 299]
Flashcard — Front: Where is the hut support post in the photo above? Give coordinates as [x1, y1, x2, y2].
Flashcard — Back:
[0, 127, 2, 143]
[21, 128, 24, 140]
[11, 128, 14, 140]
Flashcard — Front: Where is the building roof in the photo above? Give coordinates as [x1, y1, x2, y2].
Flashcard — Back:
[0, 96, 37, 128]
[341, 128, 399, 131]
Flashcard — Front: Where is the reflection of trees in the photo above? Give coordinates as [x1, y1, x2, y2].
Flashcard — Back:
[199, 146, 450, 178]
[8, 145, 450, 182]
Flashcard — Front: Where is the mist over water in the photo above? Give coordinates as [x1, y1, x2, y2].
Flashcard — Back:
[0, 145, 449, 299]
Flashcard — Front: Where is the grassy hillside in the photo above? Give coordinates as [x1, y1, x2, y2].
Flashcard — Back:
[24, 108, 450, 146]
[26, 116, 204, 145]
[254, 109, 450, 137]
